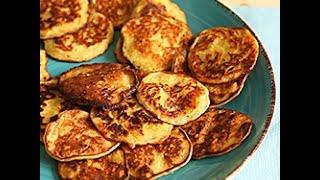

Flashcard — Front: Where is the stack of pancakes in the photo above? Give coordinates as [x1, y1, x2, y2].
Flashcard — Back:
[40, 0, 259, 179]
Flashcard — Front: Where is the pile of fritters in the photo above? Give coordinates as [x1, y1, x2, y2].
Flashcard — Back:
[40, 0, 259, 179]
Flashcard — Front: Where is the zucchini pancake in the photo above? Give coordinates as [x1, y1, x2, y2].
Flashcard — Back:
[188, 27, 259, 84]
[90, 0, 137, 28]
[58, 149, 127, 180]
[120, 14, 192, 73]
[40, 0, 89, 39]
[122, 128, 192, 179]
[90, 97, 173, 148]
[137, 72, 210, 125]
[205, 75, 248, 106]
[58, 63, 138, 107]
[130, 0, 187, 24]
[40, 50, 57, 87]
[43, 110, 119, 162]
[44, 11, 114, 62]
[182, 107, 253, 159]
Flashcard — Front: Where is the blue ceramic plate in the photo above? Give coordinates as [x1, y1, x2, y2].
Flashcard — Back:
[40, 0, 275, 179]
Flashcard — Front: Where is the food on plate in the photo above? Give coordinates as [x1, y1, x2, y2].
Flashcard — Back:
[122, 128, 192, 179]
[44, 11, 114, 62]
[188, 27, 259, 84]
[182, 107, 253, 159]
[58, 63, 138, 107]
[130, 0, 187, 24]
[90, 97, 173, 148]
[90, 0, 137, 28]
[120, 14, 192, 73]
[58, 148, 127, 180]
[40, 0, 89, 39]
[137, 72, 210, 125]
[43, 110, 120, 161]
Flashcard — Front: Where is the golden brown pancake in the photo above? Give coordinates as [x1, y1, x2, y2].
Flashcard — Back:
[137, 72, 210, 125]
[122, 128, 192, 179]
[182, 106, 253, 159]
[90, 97, 173, 148]
[58, 149, 127, 180]
[188, 27, 259, 84]
[58, 63, 138, 107]
[43, 110, 119, 162]
[206, 75, 248, 106]
[121, 14, 192, 73]
[130, 0, 187, 24]
[40, 0, 89, 39]
[44, 11, 114, 62]
[114, 37, 130, 64]
[90, 0, 137, 28]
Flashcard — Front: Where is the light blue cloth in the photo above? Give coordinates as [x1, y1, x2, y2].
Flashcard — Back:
[229, 7, 280, 180]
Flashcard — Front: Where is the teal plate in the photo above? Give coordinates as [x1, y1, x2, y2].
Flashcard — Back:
[40, 0, 276, 179]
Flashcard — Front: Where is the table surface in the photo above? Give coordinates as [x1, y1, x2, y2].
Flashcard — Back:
[225, 5, 280, 180]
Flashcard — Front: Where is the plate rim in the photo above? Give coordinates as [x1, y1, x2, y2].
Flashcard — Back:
[210, 1, 276, 179]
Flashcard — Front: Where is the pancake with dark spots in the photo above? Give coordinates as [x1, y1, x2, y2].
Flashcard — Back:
[206, 75, 248, 106]
[44, 11, 114, 62]
[40, 0, 89, 39]
[188, 27, 259, 84]
[40, 86, 81, 142]
[90, 0, 137, 28]
[122, 128, 192, 179]
[43, 110, 120, 162]
[58, 148, 127, 180]
[137, 72, 209, 125]
[121, 14, 192, 73]
[130, 0, 187, 24]
[58, 63, 138, 107]
[90, 97, 173, 148]
[182, 107, 253, 159]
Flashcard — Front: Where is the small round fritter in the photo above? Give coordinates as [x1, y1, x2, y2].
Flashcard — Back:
[90, 97, 173, 148]
[130, 0, 187, 24]
[90, 0, 137, 28]
[40, 0, 89, 39]
[182, 107, 253, 159]
[58, 149, 127, 180]
[40, 85, 82, 142]
[58, 63, 138, 107]
[122, 128, 192, 179]
[137, 72, 210, 125]
[188, 27, 259, 84]
[44, 11, 114, 62]
[40, 50, 58, 86]
[206, 75, 248, 106]
[121, 14, 192, 73]
[44, 110, 120, 162]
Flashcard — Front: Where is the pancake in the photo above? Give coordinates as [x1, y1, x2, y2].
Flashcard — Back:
[40, 85, 82, 142]
[90, 97, 173, 148]
[43, 110, 120, 162]
[58, 148, 127, 180]
[206, 75, 248, 106]
[90, 0, 137, 28]
[130, 0, 187, 24]
[58, 63, 138, 107]
[121, 14, 192, 73]
[137, 72, 210, 125]
[44, 11, 114, 62]
[40, 50, 58, 87]
[188, 27, 259, 84]
[122, 128, 192, 179]
[181, 107, 253, 159]
[40, 0, 89, 39]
